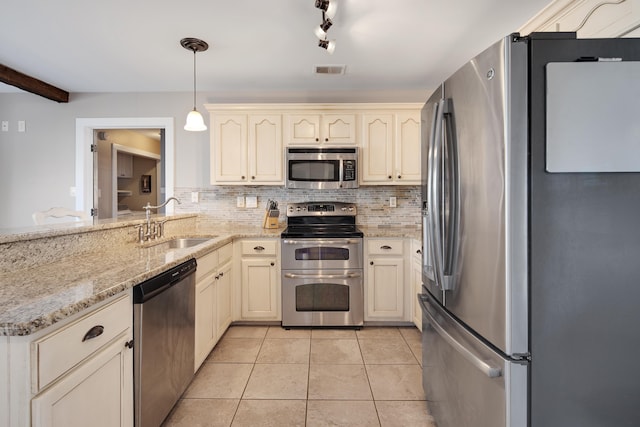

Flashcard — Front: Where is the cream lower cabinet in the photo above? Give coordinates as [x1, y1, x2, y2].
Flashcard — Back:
[210, 113, 283, 185]
[194, 243, 233, 371]
[0, 293, 133, 427]
[365, 238, 408, 321]
[238, 239, 280, 321]
[361, 110, 421, 185]
[411, 239, 423, 331]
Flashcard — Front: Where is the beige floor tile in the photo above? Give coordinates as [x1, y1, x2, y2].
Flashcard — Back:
[306, 400, 380, 427]
[376, 401, 436, 427]
[223, 325, 269, 339]
[308, 364, 372, 400]
[359, 338, 419, 364]
[162, 398, 239, 427]
[206, 338, 263, 363]
[243, 363, 308, 399]
[184, 363, 253, 399]
[311, 328, 357, 339]
[231, 400, 306, 427]
[356, 327, 402, 339]
[310, 339, 363, 364]
[409, 341, 423, 366]
[256, 338, 310, 364]
[266, 326, 311, 338]
[367, 365, 426, 400]
[399, 326, 422, 344]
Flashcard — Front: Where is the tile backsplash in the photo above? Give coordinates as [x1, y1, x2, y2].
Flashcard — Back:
[174, 186, 421, 227]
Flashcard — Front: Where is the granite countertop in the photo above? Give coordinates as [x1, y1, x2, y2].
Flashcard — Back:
[0, 221, 419, 337]
[0, 224, 282, 337]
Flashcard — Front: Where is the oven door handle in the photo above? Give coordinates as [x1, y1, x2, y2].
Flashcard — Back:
[282, 239, 360, 245]
[283, 272, 362, 279]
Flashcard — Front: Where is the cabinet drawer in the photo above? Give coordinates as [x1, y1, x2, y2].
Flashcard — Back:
[367, 239, 404, 256]
[33, 294, 131, 391]
[197, 250, 219, 280]
[218, 243, 233, 264]
[241, 240, 277, 256]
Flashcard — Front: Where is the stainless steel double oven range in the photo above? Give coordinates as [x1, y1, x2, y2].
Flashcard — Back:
[281, 202, 364, 328]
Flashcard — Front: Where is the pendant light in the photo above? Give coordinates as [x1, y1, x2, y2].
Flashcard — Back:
[180, 37, 209, 132]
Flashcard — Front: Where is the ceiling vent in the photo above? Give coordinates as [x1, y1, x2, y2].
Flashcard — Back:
[314, 65, 346, 75]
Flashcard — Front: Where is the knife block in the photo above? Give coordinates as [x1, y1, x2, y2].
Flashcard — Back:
[263, 209, 280, 229]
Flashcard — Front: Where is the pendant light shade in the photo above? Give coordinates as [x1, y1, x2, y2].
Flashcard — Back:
[180, 37, 209, 132]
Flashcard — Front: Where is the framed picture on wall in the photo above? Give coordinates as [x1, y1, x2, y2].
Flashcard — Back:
[141, 175, 152, 193]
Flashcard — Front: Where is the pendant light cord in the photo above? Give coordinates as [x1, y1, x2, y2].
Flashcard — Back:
[192, 49, 197, 110]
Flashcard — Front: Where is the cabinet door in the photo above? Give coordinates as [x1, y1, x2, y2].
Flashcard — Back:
[287, 114, 321, 145]
[248, 115, 283, 184]
[211, 114, 248, 183]
[216, 260, 233, 338]
[116, 152, 133, 178]
[361, 114, 394, 183]
[411, 257, 423, 331]
[322, 114, 357, 145]
[367, 257, 405, 320]
[194, 276, 216, 371]
[31, 332, 133, 427]
[241, 258, 278, 319]
[394, 112, 421, 184]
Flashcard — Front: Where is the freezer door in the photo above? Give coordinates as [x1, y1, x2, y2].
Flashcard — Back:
[433, 35, 528, 356]
[420, 292, 527, 427]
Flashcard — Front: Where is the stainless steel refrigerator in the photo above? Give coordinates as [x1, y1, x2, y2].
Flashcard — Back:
[419, 32, 640, 427]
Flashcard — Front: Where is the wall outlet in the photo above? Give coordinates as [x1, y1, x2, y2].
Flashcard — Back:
[17, 121, 25, 132]
[246, 196, 258, 208]
[237, 196, 245, 208]
[191, 191, 199, 203]
[390, 196, 397, 208]
[1, 121, 8, 132]
[69, 186, 76, 197]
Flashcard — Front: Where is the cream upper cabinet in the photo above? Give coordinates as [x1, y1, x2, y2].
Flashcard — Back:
[361, 111, 421, 185]
[211, 113, 283, 185]
[286, 113, 357, 145]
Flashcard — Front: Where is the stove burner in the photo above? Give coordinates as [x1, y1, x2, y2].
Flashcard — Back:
[281, 202, 363, 239]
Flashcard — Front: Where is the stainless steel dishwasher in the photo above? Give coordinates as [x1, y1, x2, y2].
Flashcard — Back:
[133, 258, 197, 427]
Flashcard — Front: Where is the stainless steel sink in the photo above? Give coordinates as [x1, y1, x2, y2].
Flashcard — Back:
[166, 237, 214, 249]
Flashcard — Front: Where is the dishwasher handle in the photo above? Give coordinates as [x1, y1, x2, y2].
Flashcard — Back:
[133, 258, 197, 304]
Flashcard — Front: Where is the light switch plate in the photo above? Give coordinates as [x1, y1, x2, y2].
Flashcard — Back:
[246, 196, 258, 208]
[191, 191, 199, 203]
[390, 196, 397, 208]
[17, 121, 25, 132]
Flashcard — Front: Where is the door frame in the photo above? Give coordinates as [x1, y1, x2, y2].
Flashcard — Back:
[75, 117, 175, 216]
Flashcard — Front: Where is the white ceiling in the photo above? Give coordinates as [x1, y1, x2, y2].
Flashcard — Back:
[0, 0, 552, 99]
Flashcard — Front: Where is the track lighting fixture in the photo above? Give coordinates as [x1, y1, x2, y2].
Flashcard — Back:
[318, 39, 336, 54]
[314, 0, 337, 53]
[180, 37, 208, 132]
[315, 0, 337, 20]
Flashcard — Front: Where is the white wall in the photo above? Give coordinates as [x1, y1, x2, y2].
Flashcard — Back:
[0, 90, 426, 228]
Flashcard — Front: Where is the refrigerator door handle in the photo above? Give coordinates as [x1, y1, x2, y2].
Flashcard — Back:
[442, 98, 460, 290]
[420, 295, 503, 379]
[428, 99, 445, 290]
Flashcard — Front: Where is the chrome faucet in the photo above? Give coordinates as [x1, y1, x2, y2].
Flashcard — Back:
[136, 197, 182, 243]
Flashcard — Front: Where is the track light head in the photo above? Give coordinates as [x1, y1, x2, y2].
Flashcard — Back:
[314, 0, 337, 19]
[318, 39, 336, 54]
[313, 17, 333, 39]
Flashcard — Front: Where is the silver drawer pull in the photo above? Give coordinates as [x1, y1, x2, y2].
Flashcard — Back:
[82, 325, 104, 342]
[254, 246, 265, 251]
[380, 245, 392, 250]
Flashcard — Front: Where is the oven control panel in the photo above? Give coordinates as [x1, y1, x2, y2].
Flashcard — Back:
[287, 202, 356, 217]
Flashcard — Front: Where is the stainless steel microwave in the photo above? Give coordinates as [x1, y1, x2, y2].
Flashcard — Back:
[286, 147, 359, 189]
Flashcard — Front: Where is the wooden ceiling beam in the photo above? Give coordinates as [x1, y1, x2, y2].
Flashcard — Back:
[0, 64, 69, 103]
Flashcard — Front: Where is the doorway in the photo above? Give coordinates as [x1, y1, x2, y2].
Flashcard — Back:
[75, 117, 175, 220]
